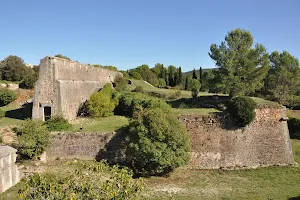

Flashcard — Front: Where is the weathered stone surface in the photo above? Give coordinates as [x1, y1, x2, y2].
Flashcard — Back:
[0, 146, 22, 193]
[45, 132, 115, 160]
[44, 107, 296, 169]
[179, 107, 296, 169]
[32, 57, 122, 121]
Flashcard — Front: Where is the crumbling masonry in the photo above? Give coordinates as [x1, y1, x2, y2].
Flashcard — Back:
[32, 56, 122, 121]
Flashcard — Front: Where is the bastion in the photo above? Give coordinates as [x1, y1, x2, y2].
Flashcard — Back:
[32, 57, 122, 121]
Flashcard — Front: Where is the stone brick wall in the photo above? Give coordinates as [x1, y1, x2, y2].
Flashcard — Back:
[45, 132, 115, 160]
[32, 57, 122, 121]
[179, 106, 295, 169]
[44, 107, 296, 169]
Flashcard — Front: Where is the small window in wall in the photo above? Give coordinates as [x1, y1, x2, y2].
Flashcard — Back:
[44, 106, 51, 121]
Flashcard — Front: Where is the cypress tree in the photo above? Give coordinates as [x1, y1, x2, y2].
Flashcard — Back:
[192, 68, 197, 79]
[177, 67, 183, 85]
[185, 76, 189, 90]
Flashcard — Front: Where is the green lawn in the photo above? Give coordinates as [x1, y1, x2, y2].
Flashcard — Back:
[173, 108, 221, 115]
[68, 116, 129, 133]
[130, 79, 226, 98]
[146, 139, 300, 200]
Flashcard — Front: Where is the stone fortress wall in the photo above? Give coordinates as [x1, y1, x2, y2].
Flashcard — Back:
[32, 57, 122, 121]
[179, 106, 295, 169]
[45, 106, 296, 169]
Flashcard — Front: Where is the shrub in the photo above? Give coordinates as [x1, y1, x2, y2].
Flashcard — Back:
[158, 78, 166, 87]
[115, 93, 172, 117]
[0, 89, 17, 106]
[87, 83, 120, 117]
[134, 86, 144, 93]
[130, 71, 142, 80]
[187, 79, 200, 91]
[19, 160, 144, 200]
[288, 117, 300, 135]
[44, 116, 71, 131]
[0, 109, 5, 118]
[15, 119, 50, 159]
[169, 90, 182, 99]
[125, 108, 190, 176]
[114, 75, 128, 92]
[227, 96, 256, 127]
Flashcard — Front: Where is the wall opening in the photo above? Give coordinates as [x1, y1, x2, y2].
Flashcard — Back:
[44, 106, 51, 121]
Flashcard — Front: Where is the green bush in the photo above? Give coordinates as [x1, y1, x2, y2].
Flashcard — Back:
[0, 89, 17, 106]
[87, 83, 120, 117]
[130, 71, 143, 80]
[125, 108, 190, 176]
[19, 160, 144, 200]
[44, 116, 71, 131]
[114, 75, 128, 92]
[134, 86, 144, 93]
[0, 109, 6, 118]
[159, 78, 166, 87]
[288, 117, 300, 135]
[227, 96, 256, 127]
[115, 93, 172, 117]
[15, 119, 50, 159]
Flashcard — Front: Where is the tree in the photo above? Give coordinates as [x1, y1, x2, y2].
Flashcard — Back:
[199, 67, 204, 91]
[54, 54, 71, 61]
[168, 65, 177, 87]
[1, 55, 27, 81]
[209, 28, 270, 97]
[184, 76, 189, 90]
[176, 67, 183, 85]
[264, 51, 300, 103]
[23, 68, 38, 89]
[192, 68, 197, 79]
[188, 79, 201, 98]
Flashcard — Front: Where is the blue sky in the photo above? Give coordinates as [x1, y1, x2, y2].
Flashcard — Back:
[0, 0, 299, 71]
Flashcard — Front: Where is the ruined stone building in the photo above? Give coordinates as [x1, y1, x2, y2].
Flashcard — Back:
[32, 56, 121, 121]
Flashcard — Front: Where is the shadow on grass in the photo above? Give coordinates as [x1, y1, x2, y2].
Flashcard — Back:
[5, 103, 32, 120]
[289, 197, 300, 200]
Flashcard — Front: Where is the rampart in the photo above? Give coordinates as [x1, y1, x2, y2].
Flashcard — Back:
[32, 57, 122, 121]
[44, 107, 296, 169]
[179, 106, 295, 169]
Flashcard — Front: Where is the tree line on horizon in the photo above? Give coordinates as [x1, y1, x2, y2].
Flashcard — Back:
[1, 29, 300, 108]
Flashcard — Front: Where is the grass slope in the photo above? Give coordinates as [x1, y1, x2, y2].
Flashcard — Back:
[69, 116, 129, 133]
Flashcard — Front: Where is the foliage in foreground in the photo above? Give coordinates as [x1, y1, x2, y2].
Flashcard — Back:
[124, 108, 190, 176]
[87, 83, 120, 117]
[0, 89, 17, 106]
[44, 116, 71, 131]
[227, 96, 256, 127]
[19, 160, 144, 200]
[15, 120, 50, 159]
